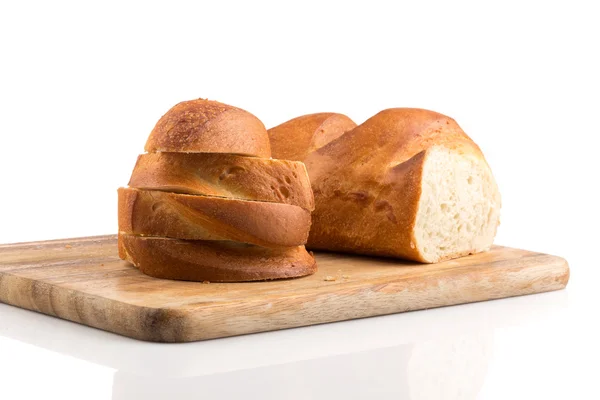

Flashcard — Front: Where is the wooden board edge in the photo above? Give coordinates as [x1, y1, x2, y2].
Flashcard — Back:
[0, 271, 183, 342]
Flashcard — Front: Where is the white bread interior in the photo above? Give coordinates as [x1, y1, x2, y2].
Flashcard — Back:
[414, 146, 501, 263]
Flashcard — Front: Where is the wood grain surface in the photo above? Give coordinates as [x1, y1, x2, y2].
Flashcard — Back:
[0, 235, 569, 342]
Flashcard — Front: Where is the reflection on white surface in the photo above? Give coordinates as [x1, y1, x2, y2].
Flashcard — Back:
[408, 332, 493, 400]
[112, 334, 492, 400]
[0, 290, 570, 399]
[112, 345, 415, 400]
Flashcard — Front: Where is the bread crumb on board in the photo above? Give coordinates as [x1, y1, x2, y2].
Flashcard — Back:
[324, 275, 336, 281]
[202, 280, 210, 284]
[342, 275, 350, 279]
[64, 244, 72, 249]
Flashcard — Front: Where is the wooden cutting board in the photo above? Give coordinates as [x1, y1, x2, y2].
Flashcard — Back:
[0, 235, 569, 343]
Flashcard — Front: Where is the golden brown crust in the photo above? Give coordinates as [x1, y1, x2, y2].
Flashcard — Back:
[118, 187, 311, 247]
[289, 108, 487, 261]
[268, 113, 356, 161]
[128, 152, 314, 211]
[118, 234, 317, 282]
[305, 109, 481, 184]
[144, 99, 271, 157]
[307, 149, 427, 260]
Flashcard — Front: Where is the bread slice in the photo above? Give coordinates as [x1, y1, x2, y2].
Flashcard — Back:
[119, 234, 317, 282]
[118, 187, 311, 247]
[128, 152, 314, 211]
[282, 108, 501, 263]
[268, 113, 356, 161]
[144, 98, 271, 158]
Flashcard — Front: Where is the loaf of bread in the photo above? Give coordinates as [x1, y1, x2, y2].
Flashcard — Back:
[118, 187, 311, 247]
[145, 99, 271, 157]
[128, 152, 314, 210]
[119, 234, 317, 282]
[268, 108, 501, 263]
[119, 98, 317, 282]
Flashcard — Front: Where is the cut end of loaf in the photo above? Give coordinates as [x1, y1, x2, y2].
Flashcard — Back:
[413, 146, 501, 263]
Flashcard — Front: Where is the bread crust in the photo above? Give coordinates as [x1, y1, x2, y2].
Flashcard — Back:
[268, 113, 356, 161]
[118, 187, 311, 247]
[118, 234, 317, 282]
[307, 148, 427, 260]
[144, 99, 271, 157]
[128, 152, 314, 210]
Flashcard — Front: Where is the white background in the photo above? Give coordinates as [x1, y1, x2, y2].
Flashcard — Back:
[0, 1, 599, 399]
